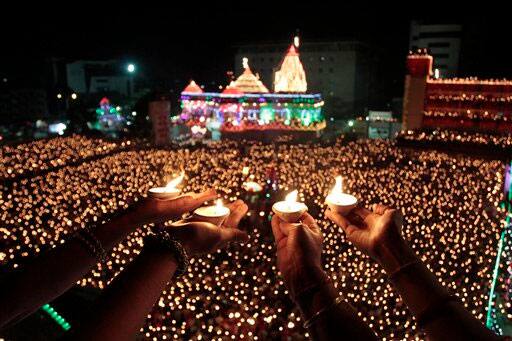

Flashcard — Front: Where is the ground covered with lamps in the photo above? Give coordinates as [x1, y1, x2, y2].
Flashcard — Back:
[0, 136, 509, 340]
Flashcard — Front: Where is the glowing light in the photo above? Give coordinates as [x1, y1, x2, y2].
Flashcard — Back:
[216, 198, 224, 209]
[71, 93, 77, 100]
[285, 190, 298, 203]
[165, 172, 184, 190]
[127, 63, 135, 73]
[333, 176, 342, 193]
[274, 39, 307, 93]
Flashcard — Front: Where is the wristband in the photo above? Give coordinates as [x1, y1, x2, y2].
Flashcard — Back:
[144, 230, 189, 278]
[75, 225, 108, 263]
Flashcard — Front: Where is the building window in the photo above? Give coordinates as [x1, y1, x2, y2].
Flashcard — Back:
[428, 42, 450, 48]
[418, 31, 460, 39]
[432, 53, 450, 59]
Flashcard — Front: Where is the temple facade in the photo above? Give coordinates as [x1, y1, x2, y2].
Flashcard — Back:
[178, 38, 325, 133]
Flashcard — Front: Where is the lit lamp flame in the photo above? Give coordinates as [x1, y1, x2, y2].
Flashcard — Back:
[165, 172, 184, 191]
[216, 198, 224, 208]
[285, 190, 298, 203]
[294, 36, 300, 48]
[332, 176, 343, 194]
[242, 57, 249, 69]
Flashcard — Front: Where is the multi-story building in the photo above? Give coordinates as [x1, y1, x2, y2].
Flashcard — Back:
[402, 50, 512, 132]
[66, 60, 133, 97]
[409, 21, 462, 78]
[234, 40, 372, 119]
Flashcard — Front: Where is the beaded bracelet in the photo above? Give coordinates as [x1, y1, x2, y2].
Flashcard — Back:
[303, 296, 344, 329]
[145, 230, 189, 278]
[75, 225, 108, 263]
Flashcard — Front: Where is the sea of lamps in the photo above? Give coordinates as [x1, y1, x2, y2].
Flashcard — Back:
[0, 136, 508, 340]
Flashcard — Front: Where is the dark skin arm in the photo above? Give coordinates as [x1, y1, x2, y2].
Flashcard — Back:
[271, 213, 377, 341]
[0, 189, 217, 329]
[326, 204, 499, 341]
[74, 200, 249, 341]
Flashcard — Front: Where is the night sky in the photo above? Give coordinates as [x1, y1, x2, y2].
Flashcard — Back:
[2, 4, 512, 98]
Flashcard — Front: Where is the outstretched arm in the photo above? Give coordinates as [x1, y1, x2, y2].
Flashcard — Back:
[326, 204, 499, 341]
[0, 190, 216, 329]
[74, 200, 249, 341]
[271, 213, 377, 340]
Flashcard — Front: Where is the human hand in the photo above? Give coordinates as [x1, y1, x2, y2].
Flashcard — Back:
[169, 200, 249, 255]
[325, 204, 406, 266]
[125, 189, 218, 227]
[271, 213, 327, 299]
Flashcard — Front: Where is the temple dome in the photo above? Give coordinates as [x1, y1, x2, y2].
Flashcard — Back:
[274, 39, 307, 93]
[222, 81, 244, 95]
[232, 58, 269, 93]
[182, 80, 203, 93]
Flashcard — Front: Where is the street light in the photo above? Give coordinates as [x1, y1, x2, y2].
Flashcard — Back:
[127, 63, 135, 73]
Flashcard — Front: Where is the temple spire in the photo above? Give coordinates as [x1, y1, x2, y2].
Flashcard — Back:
[274, 36, 307, 93]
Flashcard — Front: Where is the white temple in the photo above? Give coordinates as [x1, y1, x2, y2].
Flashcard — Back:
[274, 38, 308, 93]
[232, 58, 269, 93]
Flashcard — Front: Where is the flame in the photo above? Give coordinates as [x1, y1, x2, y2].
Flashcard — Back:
[242, 57, 249, 69]
[294, 36, 300, 48]
[165, 172, 184, 190]
[332, 176, 343, 194]
[285, 190, 298, 203]
[216, 198, 224, 208]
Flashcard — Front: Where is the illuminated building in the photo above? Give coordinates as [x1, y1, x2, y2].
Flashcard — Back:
[351, 111, 401, 139]
[90, 97, 125, 132]
[178, 38, 325, 134]
[234, 39, 371, 118]
[402, 50, 512, 132]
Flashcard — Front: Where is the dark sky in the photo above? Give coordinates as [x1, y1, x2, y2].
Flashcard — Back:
[2, 4, 512, 97]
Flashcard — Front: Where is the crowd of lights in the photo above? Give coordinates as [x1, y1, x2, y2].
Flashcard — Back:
[0, 136, 508, 340]
[0, 135, 135, 181]
[397, 129, 512, 151]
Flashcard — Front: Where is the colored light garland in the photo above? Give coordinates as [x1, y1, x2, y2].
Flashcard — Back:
[485, 162, 512, 334]
[41, 303, 71, 331]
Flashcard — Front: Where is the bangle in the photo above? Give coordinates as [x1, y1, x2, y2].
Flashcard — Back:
[303, 296, 343, 329]
[416, 294, 459, 328]
[75, 225, 108, 263]
[145, 230, 189, 278]
[387, 260, 422, 281]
